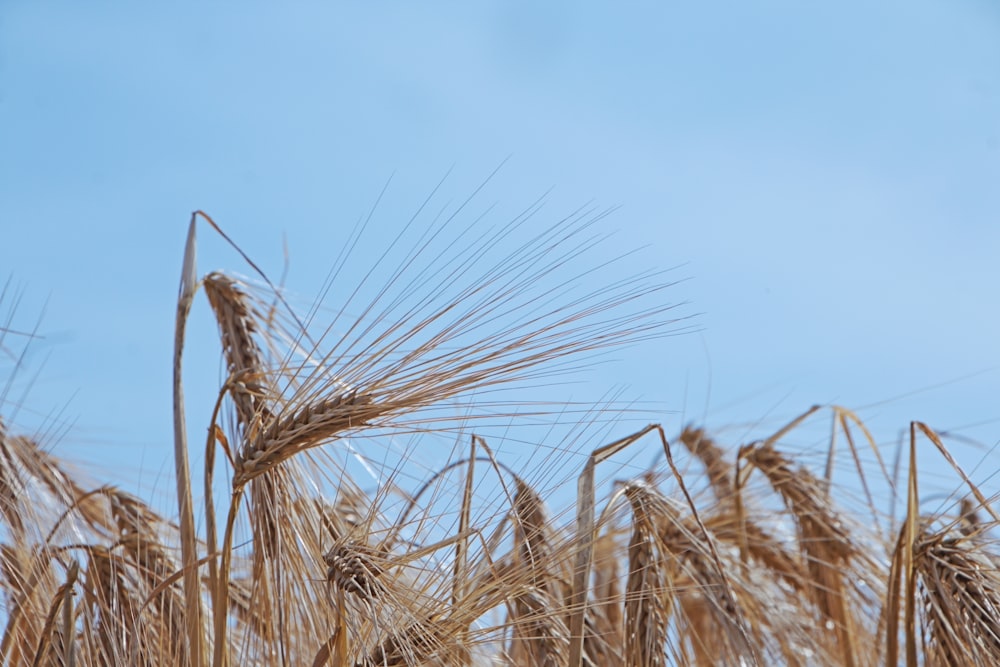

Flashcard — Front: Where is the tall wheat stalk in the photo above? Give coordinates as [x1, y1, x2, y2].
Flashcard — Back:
[173, 214, 207, 667]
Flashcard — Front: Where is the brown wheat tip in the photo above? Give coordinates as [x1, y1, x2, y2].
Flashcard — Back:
[204, 272, 272, 431]
[623, 481, 671, 667]
[680, 427, 734, 503]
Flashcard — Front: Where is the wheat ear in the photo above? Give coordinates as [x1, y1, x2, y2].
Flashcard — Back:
[623, 482, 670, 667]
[510, 477, 569, 667]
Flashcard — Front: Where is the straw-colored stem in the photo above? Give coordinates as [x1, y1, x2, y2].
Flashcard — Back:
[903, 423, 919, 666]
[212, 486, 244, 667]
[174, 213, 205, 667]
[452, 436, 477, 608]
[202, 386, 232, 623]
[568, 424, 657, 667]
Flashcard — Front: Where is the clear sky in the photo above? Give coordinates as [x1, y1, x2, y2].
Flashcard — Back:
[2, 2, 999, 512]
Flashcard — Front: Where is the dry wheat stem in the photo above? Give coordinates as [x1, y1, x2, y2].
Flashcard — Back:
[30, 559, 78, 667]
[174, 213, 206, 667]
[568, 424, 672, 667]
[451, 436, 477, 609]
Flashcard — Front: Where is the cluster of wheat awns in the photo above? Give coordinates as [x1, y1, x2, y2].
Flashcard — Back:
[1, 211, 997, 666]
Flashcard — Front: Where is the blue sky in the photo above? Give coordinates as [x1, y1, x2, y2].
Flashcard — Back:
[2, 2, 999, 511]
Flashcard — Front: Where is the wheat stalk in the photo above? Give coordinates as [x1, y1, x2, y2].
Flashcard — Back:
[173, 214, 206, 667]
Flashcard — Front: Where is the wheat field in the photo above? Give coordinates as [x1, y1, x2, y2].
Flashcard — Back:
[1, 211, 997, 667]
